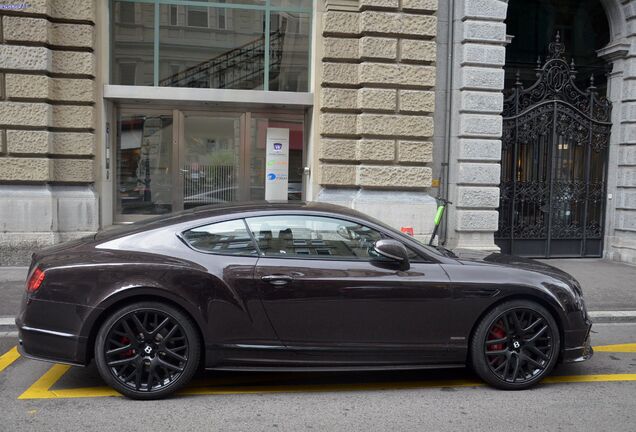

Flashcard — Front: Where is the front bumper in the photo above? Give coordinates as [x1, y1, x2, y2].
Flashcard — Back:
[561, 316, 593, 363]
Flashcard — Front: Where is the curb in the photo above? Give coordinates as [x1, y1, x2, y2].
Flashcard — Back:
[588, 311, 636, 323]
[0, 267, 28, 283]
[0, 316, 16, 333]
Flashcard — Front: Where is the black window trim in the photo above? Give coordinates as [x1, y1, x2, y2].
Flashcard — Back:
[177, 211, 440, 263]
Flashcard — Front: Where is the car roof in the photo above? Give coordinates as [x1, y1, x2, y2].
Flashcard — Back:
[96, 201, 372, 240]
[188, 200, 366, 219]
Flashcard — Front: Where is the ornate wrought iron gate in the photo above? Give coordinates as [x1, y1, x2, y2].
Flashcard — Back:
[495, 36, 612, 257]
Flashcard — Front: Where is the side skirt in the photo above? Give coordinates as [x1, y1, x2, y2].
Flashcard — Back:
[205, 364, 466, 372]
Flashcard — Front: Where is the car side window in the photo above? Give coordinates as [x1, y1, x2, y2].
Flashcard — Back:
[182, 219, 257, 256]
[245, 215, 383, 259]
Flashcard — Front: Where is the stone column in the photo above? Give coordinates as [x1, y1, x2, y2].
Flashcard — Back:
[600, 1, 636, 265]
[0, 0, 97, 265]
[445, 0, 508, 250]
[314, 0, 439, 241]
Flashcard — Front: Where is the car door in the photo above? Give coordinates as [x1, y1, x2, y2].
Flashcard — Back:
[179, 218, 286, 366]
[245, 214, 453, 365]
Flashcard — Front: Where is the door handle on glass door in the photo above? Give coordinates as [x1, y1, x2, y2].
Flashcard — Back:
[261, 275, 293, 286]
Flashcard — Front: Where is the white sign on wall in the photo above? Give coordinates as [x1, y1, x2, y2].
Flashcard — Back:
[265, 127, 290, 201]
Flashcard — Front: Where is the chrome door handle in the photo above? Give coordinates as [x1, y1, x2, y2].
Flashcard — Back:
[261, 275, 293, 286]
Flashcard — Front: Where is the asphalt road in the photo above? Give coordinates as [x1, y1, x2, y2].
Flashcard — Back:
[0, 323, 635, 431]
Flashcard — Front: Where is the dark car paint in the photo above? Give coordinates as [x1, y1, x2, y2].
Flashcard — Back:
[16, 201, 592, 370]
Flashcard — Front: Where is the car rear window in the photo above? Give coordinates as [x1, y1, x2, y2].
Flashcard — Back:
[181, 219, 258, 256]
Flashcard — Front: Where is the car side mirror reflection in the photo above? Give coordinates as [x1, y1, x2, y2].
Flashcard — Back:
[372, 239, 410, 268]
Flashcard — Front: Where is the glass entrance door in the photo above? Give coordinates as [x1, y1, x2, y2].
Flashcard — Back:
[115, 107, 305, 221]
[179, 112, 244, 209]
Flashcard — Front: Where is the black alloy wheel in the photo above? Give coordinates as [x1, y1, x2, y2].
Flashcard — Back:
[471, 300, 560, 390]
[95, 302, 200, 400]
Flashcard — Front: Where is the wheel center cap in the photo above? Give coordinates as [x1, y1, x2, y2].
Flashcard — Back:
[512, 340, 521, 350]
[143, 345, 154, 355]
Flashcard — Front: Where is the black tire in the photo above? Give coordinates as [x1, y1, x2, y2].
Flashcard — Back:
[94, 301, 201, 400]
[470, 299, 560, 390]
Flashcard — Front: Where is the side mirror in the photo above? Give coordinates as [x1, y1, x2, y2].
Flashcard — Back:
[373, 239, 410, 268]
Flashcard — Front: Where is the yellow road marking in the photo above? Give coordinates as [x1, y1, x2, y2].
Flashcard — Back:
[15, 341, 636, 400]
[593, 343, 636, 353]
[543, 374, 636, 384]
[16, 366, 636, 400]
[0, 346, 20, 373]
[18, 364, 119, 400]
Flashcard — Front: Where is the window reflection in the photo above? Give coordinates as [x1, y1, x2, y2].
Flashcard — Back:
[245, 216, 382, 258]
[182, 219, 257, 255]
[269, 12, 310, 92]
[111, 1, 155, 86]
[158, 5, 265, 90]
[117, 114, 173, 215]
[111, 1, 311, 91]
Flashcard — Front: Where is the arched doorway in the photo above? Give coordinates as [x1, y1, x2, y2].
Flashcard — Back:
[495, 0, 613, 257]
[505, 0, 610, 91]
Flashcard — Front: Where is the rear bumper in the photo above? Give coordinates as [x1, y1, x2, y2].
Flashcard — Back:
[16, 318, 89, 366]
[16, 295, 96, 366]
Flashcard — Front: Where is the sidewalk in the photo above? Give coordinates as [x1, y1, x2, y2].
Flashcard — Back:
[0, 267, 27, 322]
[538, 259, 636, 312]
[1, 259, 635, 325]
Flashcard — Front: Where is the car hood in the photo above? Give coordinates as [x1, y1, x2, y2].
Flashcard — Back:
[453, 249, 582, 293]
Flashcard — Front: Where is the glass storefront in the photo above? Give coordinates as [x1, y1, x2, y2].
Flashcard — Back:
[115, 108, 305, 221]
[111, 0, 312, 91]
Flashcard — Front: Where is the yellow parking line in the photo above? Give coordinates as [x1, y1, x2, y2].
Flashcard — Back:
[0, 346, 20, 373]
[15, 340, 636, 400]
[543, 373, 636, 384]
[16, 366, 636, 400]
[593, 343, 636, 353]
[18, 364, 120, 400]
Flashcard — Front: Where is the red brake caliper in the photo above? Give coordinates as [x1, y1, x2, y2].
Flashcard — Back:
[488, 320, 506, 365]
[120, 336, 134, 357]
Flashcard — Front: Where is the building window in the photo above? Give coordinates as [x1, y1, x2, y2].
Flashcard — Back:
[119, 63, 137, 85]
[169, 5, 178, 26]
[218, 9, 226, 30]
[111, 0, 313, 92]
[187, 6, 208, 28]
[119, 2, 135, 24]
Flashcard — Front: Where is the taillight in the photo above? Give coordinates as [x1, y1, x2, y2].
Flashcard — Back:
[26, 267, 46, 293]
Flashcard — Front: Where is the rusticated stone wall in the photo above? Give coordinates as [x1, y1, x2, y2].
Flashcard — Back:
[0, 0, 98, 265]
[319, 0, 437, 189]
[315, 0, 438, 239]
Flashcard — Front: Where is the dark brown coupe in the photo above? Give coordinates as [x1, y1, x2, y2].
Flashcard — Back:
[16, 202, 592, 399]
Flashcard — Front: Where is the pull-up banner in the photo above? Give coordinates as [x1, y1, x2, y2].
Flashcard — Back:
[265, 127, 290, 201]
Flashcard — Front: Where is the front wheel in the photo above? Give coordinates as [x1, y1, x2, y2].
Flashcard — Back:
[470, 300, 560, 390]
[94, 301, 201, 400]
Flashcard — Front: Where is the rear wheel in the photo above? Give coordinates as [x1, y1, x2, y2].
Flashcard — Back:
[470, 300, 560, 390]
[94, 301, 201, 400]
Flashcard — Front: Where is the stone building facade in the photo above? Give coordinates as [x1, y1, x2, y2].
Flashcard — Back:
[314, 0, 439, 242]
[0, 0, 635, 265]
[440, 0, 636, 263]
[0, 0, 98, 265]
